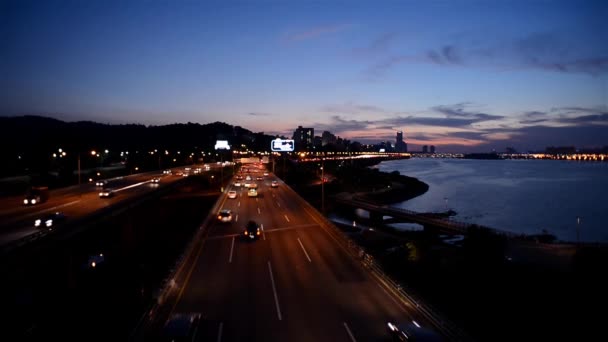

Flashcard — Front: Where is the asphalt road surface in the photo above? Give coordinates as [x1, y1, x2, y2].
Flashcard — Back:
[168, 165, 435, 341]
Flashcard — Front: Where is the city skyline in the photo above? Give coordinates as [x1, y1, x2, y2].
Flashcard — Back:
[2, 0, 607, 152]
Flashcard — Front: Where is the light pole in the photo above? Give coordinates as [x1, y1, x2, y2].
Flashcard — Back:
[321, 158, 325, 213]
[576, 216, 581, 244]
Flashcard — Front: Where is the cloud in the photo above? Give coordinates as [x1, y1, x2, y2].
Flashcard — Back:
[247, 112, 272, 116]
[283, 24, 350, 42]
[321, 102, 386, 114]
[427, 45, 463, 65]
[556, 113, 608, 124]
[432, 103, 504, 121]
[352, 32, 398, 57]
[314, 115, 374, 133]
[365, 31, 608, 77]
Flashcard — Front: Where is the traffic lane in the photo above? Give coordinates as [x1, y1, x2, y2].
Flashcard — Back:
[0, 177, 176, 245]
[294, 226, 421, 341]
[264, 228, 360, 342]
[172, 231, 279, 341]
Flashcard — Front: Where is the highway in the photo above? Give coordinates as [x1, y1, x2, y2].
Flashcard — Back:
[0, 165, 209, 248]
[165, 164, 437, 341]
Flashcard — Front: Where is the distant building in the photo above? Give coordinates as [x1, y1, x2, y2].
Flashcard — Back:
[395, 131, 408, 152]
[422, 145, 428, 153]
[321, 131, 337, 146]
[430, 145, 435, 153]
[293, 126, 314, 151]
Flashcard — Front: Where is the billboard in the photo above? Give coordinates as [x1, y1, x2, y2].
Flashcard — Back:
[271, 138, 294, 152]
[215, 140, 230, 150]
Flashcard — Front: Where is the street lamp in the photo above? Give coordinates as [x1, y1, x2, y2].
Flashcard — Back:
[576, 216, 582, 244]
[321, 158, 325, 213]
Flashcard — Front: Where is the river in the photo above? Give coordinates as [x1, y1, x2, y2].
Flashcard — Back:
[373, 158, 608, 243]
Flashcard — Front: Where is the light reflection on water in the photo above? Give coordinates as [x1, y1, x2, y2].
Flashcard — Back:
[374, 158, 608, 243]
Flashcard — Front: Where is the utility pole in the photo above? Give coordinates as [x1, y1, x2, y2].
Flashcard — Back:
[576, 216, 581, 244]
[321, 157, 325, 213]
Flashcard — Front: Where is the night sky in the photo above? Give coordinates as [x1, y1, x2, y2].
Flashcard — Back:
[2, 0, 607, 152]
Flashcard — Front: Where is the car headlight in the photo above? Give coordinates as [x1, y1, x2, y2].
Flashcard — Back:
[99, 192, 103, 196]
[35, 219, 41, 226]
[24, 199, 29, 205]
[46, 219, 53, 227]
[31, 199, 36, 204]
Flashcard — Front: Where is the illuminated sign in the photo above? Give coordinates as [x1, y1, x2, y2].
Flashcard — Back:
[215, 140, 230, 150]
[271, 139, 294, 152]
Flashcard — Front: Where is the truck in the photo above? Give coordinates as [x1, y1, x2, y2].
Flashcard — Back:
[23, 186, 49, 205]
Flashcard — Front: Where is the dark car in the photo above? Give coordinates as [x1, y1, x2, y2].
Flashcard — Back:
[387, 321, 444, 341]
[34, 212, 66, 229]
[99, 188, 115, 198]
[243, 220, 261, 240]
[162, 312, 202, 342]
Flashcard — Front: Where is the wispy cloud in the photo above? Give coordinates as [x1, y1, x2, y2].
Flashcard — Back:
[365, 31, 608, 78]
[283, 24, 350, 42]
[321, 102, 386, 114]
[352, 32, 398, 57]
[246, 112, 272, 116]
[432, 103, 504, 121]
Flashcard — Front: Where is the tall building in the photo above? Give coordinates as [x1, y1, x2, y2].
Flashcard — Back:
[321, 131, 337, 146]
[293, 126, 314, 151]
[395, 131, 408, 152]
[430, 145, 436, 153]
[422, 145, 428, 153]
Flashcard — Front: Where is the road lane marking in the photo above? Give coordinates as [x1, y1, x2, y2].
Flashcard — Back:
[229, 237, 235, 263]
[297, 238, 312, 263]
[217, 322, 223, 342]
[284, 214, 290, 222]
[261, 223, 266, 240]
[268, 261, 282, 321]
[256, 198, 258, 202]
[235, 214, 238, 222]
[343, 322, 357, 342]
[258, 207, 261, 214]
[277, 202, 281, 208]
[116, 181, 148, 192]
[238, 201, 240, 207]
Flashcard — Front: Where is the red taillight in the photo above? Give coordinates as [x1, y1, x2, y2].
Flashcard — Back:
[244, 231, 248, 236]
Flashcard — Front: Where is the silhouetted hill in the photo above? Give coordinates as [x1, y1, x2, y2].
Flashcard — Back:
[0, 115, 275, 178]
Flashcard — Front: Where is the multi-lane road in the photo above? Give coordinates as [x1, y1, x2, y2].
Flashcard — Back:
[165, 164, 437, 341]
[0, 166, 204, 248]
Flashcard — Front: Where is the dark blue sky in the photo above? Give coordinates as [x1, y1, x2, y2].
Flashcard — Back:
[2, 0, 607, 152]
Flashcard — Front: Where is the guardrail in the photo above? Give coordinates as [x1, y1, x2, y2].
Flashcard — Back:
[286, 186, 472, 341]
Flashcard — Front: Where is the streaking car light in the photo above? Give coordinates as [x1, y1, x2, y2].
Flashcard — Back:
[388, 322, 397, 331]
[35, 219, 41, 227]
[46, 219, 53, 227]
[413, 320, 421, 328]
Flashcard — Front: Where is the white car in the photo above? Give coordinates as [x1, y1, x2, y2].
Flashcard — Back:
[228, 190, 237, 199]
[247, 188, 258, 197]
[271, 180, 279, 188]
[263, 172, 269, 177]
[218, 209, 233, 222]
[234, 181, 241, 187]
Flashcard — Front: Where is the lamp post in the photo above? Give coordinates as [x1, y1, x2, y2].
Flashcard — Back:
[321, 158, 325, 213]
[576, 216, 581, 244]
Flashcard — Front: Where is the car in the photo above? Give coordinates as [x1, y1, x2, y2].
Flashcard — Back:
[162, 312, 202, 342]
[243, 182, 252, 188]
[236, 175, 243, 180]
[247, 188, 258, 197]
[227, 190, 237, 199]
[271, 180, 279, 188]
[163, 170, 172, 175]
[218, 209, 233, 222]
[95, 180, 107, 187]
[243, 220, 261, 240]
[88, 253, 105, 268]
[234, 181, 241, 187]
[99, 188, 115, 198]
[256, 176, 263, 181]
[34, 212, 66, 229]
[245, 175, 252, 181]
[263, 172, 269, 177]
[150, 177, 160, 183]
[387, 321, 444, 341]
